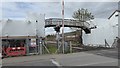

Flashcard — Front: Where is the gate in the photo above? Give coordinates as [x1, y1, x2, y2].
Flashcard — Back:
[26, 38, 39, 55]
[26, 38, 50, 55]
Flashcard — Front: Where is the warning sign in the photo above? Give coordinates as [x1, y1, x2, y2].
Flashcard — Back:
[31, 39, 37, 47]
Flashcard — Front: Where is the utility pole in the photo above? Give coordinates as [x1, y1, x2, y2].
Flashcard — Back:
[62, 0, 65, 54]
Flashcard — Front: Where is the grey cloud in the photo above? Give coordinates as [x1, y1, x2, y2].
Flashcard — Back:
[2, 2, 118, 19]
[64, 2, 118, 19]
[2, 2, 118, 35]
[46, 12, 61, 18]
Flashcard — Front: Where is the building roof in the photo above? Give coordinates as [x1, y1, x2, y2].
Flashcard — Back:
[108, 10, 120, 19]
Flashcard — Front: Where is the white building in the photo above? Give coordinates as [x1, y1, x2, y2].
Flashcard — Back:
[83, 10, 119, 46]
[0, 13, 45, 39]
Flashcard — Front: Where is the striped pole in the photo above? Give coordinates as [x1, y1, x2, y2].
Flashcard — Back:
[62, 0, 65, 54]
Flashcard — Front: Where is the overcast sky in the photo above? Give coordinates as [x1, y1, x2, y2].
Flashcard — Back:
[2, 2, 118, 19]
[1, 2, 118, 35]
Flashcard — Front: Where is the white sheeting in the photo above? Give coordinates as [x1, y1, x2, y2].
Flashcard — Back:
[0, 13, 45, 37]
[83, 17, 118, 46]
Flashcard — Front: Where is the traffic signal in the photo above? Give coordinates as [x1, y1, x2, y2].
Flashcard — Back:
[54, 26, 60, 32]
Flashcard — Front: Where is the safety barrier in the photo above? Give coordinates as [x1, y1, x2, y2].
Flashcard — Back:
[5, 47, 26, 56]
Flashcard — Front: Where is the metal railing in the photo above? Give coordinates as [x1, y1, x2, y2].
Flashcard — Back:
[45, 18, 90, 28]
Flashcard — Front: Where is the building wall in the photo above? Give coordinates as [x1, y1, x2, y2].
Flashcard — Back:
[83, 17, 118, 46]
[1, 13, 45, 37]
[26, 12, 45, 37]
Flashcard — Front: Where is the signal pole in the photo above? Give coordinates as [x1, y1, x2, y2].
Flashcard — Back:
[62, 0, 65, 54]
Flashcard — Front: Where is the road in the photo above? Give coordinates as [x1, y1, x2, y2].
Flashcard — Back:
[84, 48, 119, 59]
[2, 48, 118, 66]
[2, 54, 56, 66]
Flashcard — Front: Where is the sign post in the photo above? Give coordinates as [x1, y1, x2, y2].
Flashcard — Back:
[62, 0, 65, 54]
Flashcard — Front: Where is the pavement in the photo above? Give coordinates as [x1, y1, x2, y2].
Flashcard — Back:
[2, 48, 118, 66]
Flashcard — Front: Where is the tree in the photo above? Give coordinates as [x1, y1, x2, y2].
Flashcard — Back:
[72, 8, 94, 46]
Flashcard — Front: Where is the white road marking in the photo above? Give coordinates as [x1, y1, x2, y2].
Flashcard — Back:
[50, 59, 61, 66]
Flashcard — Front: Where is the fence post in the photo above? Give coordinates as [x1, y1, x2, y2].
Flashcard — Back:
[39, 37, 42, 55]
[26, 37, 30, 55]
[70, 41, 72, 53]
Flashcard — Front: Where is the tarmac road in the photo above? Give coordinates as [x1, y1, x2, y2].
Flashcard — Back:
[53, 52, 118, 66]
[2, 59, 55, 66]
[2, 48, 118, 66]
[85, 48, 119, 59]
[2, 54, 56, 66]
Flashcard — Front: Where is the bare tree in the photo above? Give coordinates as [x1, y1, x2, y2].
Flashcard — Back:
[72, 8, 94, 46]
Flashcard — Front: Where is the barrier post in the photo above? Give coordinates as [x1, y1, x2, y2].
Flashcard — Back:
[70, 41, 72, 53]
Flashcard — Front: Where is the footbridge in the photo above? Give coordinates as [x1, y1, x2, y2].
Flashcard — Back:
[45, 18, 96, 34]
